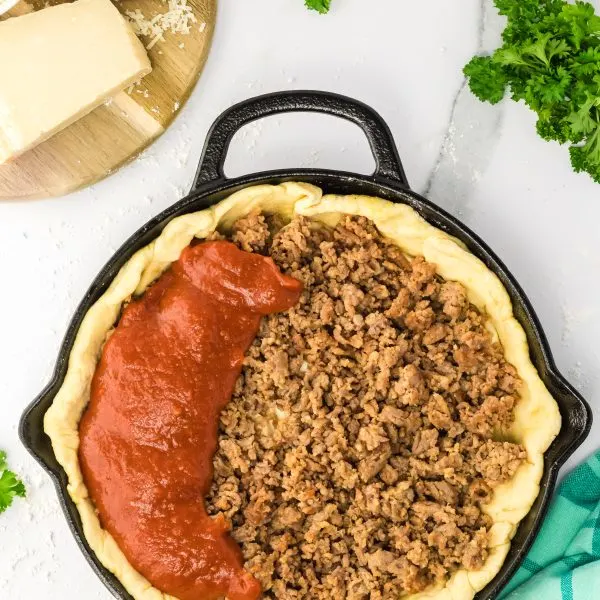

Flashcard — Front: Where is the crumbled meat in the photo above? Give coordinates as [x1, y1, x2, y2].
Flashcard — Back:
[411, 429, 439, 457]
[230, 209, 271, 253]
[416, 480, 459, 505]
[425, 393, 455, 432]
[438, 281, 468, 320]
[358, 444, 392, 483]
[475, 441, 527, 486]
[205, 215, 526, 598]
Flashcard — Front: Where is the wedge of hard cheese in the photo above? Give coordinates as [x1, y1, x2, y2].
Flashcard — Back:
[0, 0, 152, 164]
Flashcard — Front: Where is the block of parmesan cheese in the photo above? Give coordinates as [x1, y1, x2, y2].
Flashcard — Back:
[0, 0, 152, 164]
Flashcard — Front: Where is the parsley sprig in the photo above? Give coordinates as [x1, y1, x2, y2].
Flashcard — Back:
[305, 0, 331, 14]
[0, 451, 26, 514]
[464, 0, 600, 183]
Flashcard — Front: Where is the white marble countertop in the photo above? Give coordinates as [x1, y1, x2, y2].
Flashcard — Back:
[1, 0, 599, 596]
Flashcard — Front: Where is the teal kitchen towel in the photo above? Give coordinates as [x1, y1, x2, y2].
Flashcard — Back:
[500, 451, 600, 599]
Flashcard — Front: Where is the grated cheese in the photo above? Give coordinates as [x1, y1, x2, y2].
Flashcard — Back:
[125, 0, 197, 50]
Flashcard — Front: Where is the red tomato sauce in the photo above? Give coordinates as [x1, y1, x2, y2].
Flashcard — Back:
[79, 241, 302, 600]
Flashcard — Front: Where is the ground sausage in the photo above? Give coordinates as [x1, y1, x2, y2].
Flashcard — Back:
[205, 212, 526, 598]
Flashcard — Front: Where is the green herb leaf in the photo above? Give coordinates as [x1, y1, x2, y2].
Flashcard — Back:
[305, 0, 331, 14]
[464, 56, 508, 104]
[570, 134, 600, 182]
[464, 0, 600, 184]
[0, 451, 26, 514]
[568, 97, 598, 136]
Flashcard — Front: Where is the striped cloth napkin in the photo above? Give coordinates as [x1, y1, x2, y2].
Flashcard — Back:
[500, 451, 600, 599]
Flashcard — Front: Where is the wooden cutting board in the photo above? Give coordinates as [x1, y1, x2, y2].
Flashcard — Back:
[0, 0, 216, 200]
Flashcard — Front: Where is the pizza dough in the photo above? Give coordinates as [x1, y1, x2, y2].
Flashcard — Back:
[44, 182, 561, 600]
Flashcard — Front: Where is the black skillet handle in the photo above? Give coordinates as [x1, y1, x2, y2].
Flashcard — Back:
[192, 91, 409, 190]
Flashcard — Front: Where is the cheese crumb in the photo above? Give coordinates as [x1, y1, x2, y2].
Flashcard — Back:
[126, 0, 197, 50]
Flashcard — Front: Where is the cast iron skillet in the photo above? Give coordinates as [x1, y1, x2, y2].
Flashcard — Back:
[20, 91, 591, 600]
